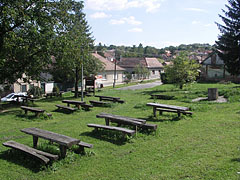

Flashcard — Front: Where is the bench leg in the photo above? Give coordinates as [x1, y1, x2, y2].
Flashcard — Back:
[33, 136, 38, 148]
[105, 118, 110, 126]
[177, 111, 181, 117]
[25, 110, 28, 115]
[153, 107, 156, 117]
[59, 145, 67, 158]
[159, 110, 163, 115]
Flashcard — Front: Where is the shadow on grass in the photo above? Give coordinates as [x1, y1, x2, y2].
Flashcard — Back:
[0, 150, 47, 172]
[139, 115, 181, 122]
[15, 113, 47, 121]
[0, 109, 22, 117]
[231, 158, 240, 162]
[80, 130, 128, 146]
[52, 108, 76, 114]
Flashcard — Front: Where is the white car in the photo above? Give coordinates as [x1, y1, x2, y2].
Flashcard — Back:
[1, 92, 27, 102]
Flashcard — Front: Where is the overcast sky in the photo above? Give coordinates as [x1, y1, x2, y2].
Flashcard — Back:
[84, 0, 228, 48]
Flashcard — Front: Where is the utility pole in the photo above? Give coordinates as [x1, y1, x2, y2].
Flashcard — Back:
[113, 58, 117, 88]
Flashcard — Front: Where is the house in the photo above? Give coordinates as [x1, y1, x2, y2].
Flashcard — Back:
[117, 57, 163, 80]
[12, 74, 41, 93]
[92, 53, 125, 87]
[200, 52, 240, 82]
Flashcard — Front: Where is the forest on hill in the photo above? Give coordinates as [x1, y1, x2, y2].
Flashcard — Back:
[94, 43, 214, 58]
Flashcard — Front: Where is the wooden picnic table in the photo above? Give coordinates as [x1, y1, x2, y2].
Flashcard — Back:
[95, 95, 124, 103]
[62, 100, 85, 109]
[146, 103, 190, 117]
[21, 128, 80, 158]
[21, 106, 45, 117]
[96, 113, 156, 133]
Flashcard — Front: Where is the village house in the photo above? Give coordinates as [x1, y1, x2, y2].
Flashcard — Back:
[200, 52, 240, 82]
[92, 53, 125, 87]
[117, 57, 163, 80]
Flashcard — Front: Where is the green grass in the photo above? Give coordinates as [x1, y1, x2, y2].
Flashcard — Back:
[0, 83, 239, 180]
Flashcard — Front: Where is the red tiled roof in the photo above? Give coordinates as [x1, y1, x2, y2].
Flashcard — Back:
[117, 57, 147, 68]
[92, 53, 125, 71]
[145, 57, 163, 68]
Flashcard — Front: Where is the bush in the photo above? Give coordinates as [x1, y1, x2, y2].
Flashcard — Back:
[160, 73, 168, 84]
[52, 86, 60, 93]
[27, 86, 43, 98]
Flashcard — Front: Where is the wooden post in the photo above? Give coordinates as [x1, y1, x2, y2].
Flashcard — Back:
[208, 88, 218, 100]
[59, 145, 67, 158]
[105, 118, 110, 126]
[33, 136, 38, 148]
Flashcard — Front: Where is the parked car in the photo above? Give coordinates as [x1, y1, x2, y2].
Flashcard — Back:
[1, 92, 27, 102]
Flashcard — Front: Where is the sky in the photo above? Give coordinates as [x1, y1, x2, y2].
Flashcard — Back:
[84, 0, 228, 48]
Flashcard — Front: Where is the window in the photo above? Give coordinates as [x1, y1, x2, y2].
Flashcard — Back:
[21, 85, 27, 92]
[152, 70, 155, 75]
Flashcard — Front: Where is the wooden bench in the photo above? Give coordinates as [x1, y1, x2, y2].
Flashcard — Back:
[45, 91, 63, 98]
[77, 141, 93, 153]
[147, 103, 191, 117]
[156, 108, 193, 116]
[21, 106, 45, 117]
[62, 100, 85, 109]
[96, 113, 157, 131]
[89, 100, 111, 107]
[87, 124, 135, 137]
[3, 140, 58, 164]
[55, 104, 76, 113]
[151, 94, 174, 100]
[21, 128, 80, 158]
[81, 104, 93, 111]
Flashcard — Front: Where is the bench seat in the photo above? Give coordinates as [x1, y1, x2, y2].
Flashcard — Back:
[156, 108, 193, 115]
[3, 140, 58, 164]
[89, 100, 111, 107]
[87, 124, 135, 136]
[55, 104, 76, 112]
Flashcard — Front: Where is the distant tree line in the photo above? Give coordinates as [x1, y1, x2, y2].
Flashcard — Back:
[94, 43, 213, 58]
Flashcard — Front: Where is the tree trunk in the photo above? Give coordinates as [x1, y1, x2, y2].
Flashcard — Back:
[74, 66, 79, 98]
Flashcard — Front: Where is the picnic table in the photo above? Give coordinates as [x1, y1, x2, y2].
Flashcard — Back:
[21, 106, 45, 117]
[21, 128, 80, 158]
[45, 91, 63, 98]
[96, 113, 157, 132]
[95, 95, 125, 103]
[62, 100, 85, 109]
[146, 103, 191, 117]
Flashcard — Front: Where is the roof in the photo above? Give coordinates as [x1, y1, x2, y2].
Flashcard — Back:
[117, 57, 147, 68]
[92, 53, 125, 71]
[145, 57, 163, 68]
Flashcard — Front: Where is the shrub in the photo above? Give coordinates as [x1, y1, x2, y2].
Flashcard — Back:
[52, 86, 60, 93]
[27, 86, 43, 98]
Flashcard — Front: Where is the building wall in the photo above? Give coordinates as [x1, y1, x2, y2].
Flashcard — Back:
[13, 80, 40, 93]
[96, 70, 124, 87]
[148, 68, 161, 79]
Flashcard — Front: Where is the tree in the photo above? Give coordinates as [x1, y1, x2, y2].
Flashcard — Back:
[164, 52, 200, 89]
[52, 1, 102, 98]
[215, 0, 240, 76]
[0, 0, 60, 84]
[134, 64, 150, 80]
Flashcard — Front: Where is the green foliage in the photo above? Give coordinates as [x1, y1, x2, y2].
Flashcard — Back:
[27, 86, 43, 98]
[133, 64, 150, 80]
[215, 0, 240, 76]
[164, 52, 200, 89]
[52, 86, 60, 94]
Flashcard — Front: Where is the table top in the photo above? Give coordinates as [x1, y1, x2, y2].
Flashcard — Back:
[146, 103, 189, 111]
[21, 128, 80, 148]
[97, 113, 146, 126]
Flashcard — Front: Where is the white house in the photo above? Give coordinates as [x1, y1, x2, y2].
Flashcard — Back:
[92, 53, 125, 87]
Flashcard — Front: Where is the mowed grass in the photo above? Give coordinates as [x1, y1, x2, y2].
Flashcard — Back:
[0, 82, 239, 180]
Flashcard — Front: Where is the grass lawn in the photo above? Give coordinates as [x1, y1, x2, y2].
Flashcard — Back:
[0, 82, 239, 180]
